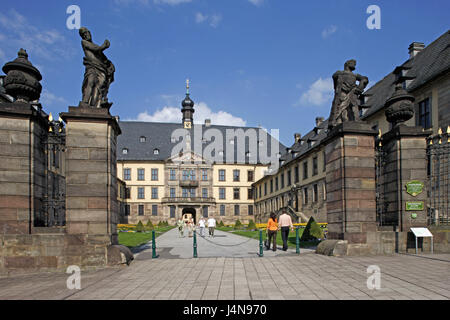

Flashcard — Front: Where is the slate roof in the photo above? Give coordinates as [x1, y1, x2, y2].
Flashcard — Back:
[362, 30, 450, 119]
[117, 121, 287, 164]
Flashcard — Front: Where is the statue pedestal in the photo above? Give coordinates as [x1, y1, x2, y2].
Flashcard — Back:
[60, 107, 121, 245]
[323, 121, 378, 255]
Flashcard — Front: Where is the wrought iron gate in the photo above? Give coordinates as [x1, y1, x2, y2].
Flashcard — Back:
[427, 131, 450, 225]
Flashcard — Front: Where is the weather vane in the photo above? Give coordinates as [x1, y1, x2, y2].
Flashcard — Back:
[186, 78, 190, 94]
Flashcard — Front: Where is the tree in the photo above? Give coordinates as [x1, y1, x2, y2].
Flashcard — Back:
[145, 220, 154, 231]
[247, 219, 256, 230]
[136, 221, 145, 233]
[234, 220, 243, 230]
[300, 216, 324, 241]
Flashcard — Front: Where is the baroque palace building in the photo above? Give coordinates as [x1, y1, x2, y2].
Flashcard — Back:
[116, 84, 285, 225]
[253, 30, 450, 224]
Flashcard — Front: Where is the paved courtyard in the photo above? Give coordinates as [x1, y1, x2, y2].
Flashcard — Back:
[0, 229, 449, 300]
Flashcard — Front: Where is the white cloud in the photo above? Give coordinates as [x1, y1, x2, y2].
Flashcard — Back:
[154, 0, 192, 5]
[297, 77, 333, 107]
[195, 12, 207, 23]
[0, 9, 74, 61]
[248, 0, 264, 6]
[195, 12, 222, 28]
[132, 102, 247, 127]
[40, 89, 67, 106]
[209, 14, 222, 28]
[322, 25, 338, 39]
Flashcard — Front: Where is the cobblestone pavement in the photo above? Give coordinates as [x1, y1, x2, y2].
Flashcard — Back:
[0, 253, 449, 300]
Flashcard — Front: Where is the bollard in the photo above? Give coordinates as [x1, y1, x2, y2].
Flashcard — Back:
[259, 229, 264, 257]
[152, 230, 159, 259]
[193, 230, 198, 258]
[296, 227, 300, 254]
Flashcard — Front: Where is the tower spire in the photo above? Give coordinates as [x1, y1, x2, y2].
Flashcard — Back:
[181, 79, 194, 129]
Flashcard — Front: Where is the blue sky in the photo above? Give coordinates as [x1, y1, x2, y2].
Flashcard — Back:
[0, 0, 448, 145]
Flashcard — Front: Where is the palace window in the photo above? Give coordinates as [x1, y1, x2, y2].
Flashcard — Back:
[303, 161, 308, 180]
[182, 170, 196, 181]
[313, 157, 318, 176]
[170, 169, 176, 181]
[139, 136, 146, 143]
[233, 188, 240, 200]
[138, 187, 145, 199]
[294, 166, 299, 183]
[275, 176, 279, 191]
[270, 179, 273, 193]
[248, 188, 253, 200]
[220, 205, 225, 216]
[303, 188, 308, 205]
[313, 184, 318, 203]
[281, 172, 285, 189]
[219, 188, 226, 200]
[202, 188, 208, 199]
[151, 187, 158, 199]
[137, 168, 145, 181]
[125, 187, 131, 199]
[234, 205, 240, 216]
[287, 169, 292, 185]
[202, 169, 208, 181]
[248, 205, 254, 216]
[247, 170, 254, 182]
[219, 169, 226, 181]
[122, 148, 128, 155]
[170, 206, 176, 218]
[264, 182, 267, 196]
[153, 149, 160, 155]
[203, 206, 208, 218]
[138, 205, 144, 216]
[125, 205, 130, 216]
[151, 169, 158, 181]
[152, 205, 158, 216]
[323, 151, 326, 172]
[418, 98, 431, 129]
[233, 169, 240, 182]
[123, 168, 131, 181]
[170, 188, 176, 198]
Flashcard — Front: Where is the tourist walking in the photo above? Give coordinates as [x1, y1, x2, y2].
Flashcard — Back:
[207, 216, 216, 237]
[177, 219, 185, 238]
[187, 218, 194, 238]
[266, 212, 278, 251]
[278, 210, 294, 251]
[198, 217, 206, 237]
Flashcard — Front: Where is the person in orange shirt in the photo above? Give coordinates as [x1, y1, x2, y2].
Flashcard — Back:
[266, 212, 278, 251]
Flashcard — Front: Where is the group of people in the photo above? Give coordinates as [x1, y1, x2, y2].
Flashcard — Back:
[177, 216, 217, 238]
[266, 210, 294, 252]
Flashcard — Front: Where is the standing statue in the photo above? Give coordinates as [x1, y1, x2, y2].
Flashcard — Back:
[328, 59, 368, 129]
[79, 27, 115, 109]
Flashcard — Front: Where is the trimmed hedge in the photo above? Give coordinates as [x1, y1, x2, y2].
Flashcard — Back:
[300, 216, 324, 241]
[136, 221, 145, 233]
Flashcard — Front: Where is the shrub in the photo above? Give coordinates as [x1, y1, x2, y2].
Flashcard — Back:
[234, 220, 243, 230]
[136, 221, 145, 233]
[247, 219, 256, 230]
[145, 220, 154, 231]
[218, 220, 225, 227]
[157, 221, 164, 227]
[300, 216, 324, 241]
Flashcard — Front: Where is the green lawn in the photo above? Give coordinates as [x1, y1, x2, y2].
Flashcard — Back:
[118, 226, 175, 248]
[217, 227, 322, 248]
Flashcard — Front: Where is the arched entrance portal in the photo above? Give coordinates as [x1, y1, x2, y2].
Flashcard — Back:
[182, 208, 196, 224]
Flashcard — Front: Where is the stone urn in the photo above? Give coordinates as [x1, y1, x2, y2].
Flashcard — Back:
[2, 48, 42, 103]
[384, 83, 415, 127]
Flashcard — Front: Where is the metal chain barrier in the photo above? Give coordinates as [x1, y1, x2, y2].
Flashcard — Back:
[195, 228, 262, 247]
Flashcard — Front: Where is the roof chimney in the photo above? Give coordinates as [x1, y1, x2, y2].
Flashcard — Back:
[408, 42, 425, 59]
[294, 133, 301, 143]
[315, 117, 324, 127]
[205, 119, 211, 127]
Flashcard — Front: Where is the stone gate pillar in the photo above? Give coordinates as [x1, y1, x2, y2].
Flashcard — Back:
[324, 122, 378, 255]
[60, 107, 121, 246]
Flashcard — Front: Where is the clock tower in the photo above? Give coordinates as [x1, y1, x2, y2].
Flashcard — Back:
[181, 79, 194, 129]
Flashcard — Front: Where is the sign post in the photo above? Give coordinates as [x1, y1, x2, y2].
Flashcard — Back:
[410, 228, 433, 254]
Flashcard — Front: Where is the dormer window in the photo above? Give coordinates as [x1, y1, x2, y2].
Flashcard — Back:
[218, 150, 224, 157]
[246, 151, 251, 157]
[229, 139, 235, 145]
[122, 148, 128, 155]
[139, 136, 147, 143]
[153, 149, 160, 155]
[258, 140, 264, 146]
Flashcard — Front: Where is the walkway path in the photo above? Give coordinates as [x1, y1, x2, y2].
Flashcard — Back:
[134, 227, 315, 260]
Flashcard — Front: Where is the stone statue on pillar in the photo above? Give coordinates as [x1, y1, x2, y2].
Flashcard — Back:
[328, 59, 368, 129]
[79, 27, 115, 109]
